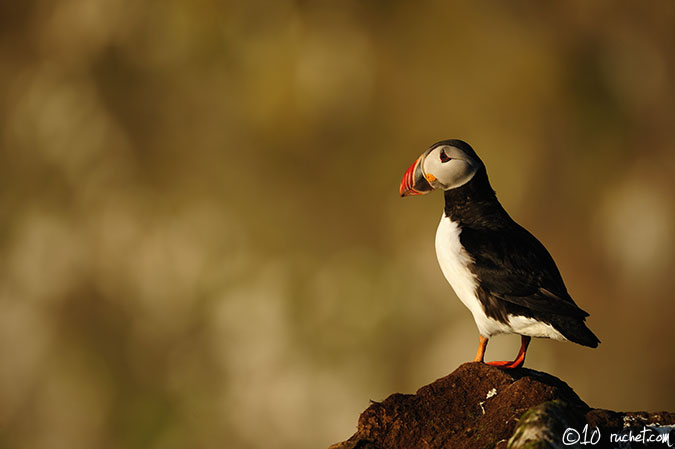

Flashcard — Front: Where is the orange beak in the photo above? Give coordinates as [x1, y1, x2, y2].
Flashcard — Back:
[400, 153, 433, 197]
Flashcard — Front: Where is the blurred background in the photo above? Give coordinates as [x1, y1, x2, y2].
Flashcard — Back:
[1, 1, 674, 448]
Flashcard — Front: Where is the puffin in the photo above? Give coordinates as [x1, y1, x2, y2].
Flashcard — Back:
[399, 139, 599, 369]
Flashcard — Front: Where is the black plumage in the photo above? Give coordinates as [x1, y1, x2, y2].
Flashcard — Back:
[438, 140, 599, 348]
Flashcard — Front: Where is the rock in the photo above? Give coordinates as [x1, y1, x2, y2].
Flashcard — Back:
[507, 400, 583, 449]
[330, 362, 675, 449]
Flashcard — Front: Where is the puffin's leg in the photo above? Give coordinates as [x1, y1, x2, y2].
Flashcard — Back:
[474, 335, 489, 362]
[486, 336, 531, 369]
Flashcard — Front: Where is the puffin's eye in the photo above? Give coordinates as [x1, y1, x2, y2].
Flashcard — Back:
[440, 150, 451, 163]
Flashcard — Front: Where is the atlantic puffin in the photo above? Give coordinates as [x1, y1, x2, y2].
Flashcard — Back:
[400, 139, 599, 369]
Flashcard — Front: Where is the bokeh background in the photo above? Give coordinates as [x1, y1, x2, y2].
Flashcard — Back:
[1, 1, 674, 448]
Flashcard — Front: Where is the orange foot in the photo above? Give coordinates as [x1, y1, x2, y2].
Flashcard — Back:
[474, 335, 531, 370]
[486, 358, 525, 369]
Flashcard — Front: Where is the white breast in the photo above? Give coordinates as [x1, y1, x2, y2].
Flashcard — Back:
[434, 215, 566, 340]
[434, 215, 498, 336]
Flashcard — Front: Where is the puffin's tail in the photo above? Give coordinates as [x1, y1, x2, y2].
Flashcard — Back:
[556, 318, 600, 348]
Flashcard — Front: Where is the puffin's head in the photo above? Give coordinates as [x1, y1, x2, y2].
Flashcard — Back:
[400, 139, 483, 197]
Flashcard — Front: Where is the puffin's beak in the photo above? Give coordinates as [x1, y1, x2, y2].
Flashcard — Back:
[400, 153, 433, 197]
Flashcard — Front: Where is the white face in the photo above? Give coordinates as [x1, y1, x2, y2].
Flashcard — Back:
[421, 144, 481, 191]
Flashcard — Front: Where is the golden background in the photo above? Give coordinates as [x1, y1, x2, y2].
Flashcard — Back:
[1, 1, 674, 448]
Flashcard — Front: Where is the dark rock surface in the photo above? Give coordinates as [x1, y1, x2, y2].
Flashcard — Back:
[329, 363, 675, 449]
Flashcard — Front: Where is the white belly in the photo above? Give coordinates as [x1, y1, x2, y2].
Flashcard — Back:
[434, 215, 566, 340]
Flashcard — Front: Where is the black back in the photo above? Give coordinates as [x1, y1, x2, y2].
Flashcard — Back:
[445, 156, 588, 322]
[430, 140, 599, 347]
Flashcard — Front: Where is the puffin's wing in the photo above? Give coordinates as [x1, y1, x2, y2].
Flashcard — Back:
[460, 225, 589, 318]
